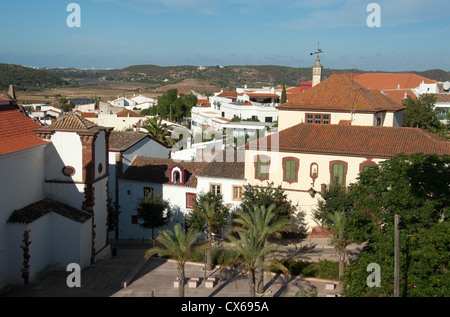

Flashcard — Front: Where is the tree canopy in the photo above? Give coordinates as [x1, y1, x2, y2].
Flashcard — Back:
[136, 193, 171, 240]
[343, 153, 450, 297]
[156, 89, 197, 122]
[402, 94, 447, 136]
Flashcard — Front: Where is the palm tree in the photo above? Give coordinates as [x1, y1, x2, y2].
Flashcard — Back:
[200, 200, 217, 271]
[228, 204, 290, 296]
[186, 192, 230, 271]
[142, 117, 176, 146]
[327, 210, 350, 294]
[227, 227, 281, 297]
[145, 223, 201, 297]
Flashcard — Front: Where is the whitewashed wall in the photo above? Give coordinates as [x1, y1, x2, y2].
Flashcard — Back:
[0, 145, 47, 289]
[245, 149, 384, 230]
[5, 211, 91, 286]
[45, 132, 83, 182]
[98, 114, 143, 131]
[196, 176, 244, 212]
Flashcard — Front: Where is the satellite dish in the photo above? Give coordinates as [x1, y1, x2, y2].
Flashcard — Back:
[443, 81, 450, 91]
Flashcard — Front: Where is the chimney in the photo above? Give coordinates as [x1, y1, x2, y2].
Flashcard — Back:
[8, 85, 16, 100]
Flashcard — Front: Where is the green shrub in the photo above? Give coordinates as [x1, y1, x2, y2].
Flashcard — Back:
[315, 259, 340, 280]
[280, 259, 340, 280]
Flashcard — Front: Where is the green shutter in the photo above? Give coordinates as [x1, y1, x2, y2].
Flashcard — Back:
[362, 165, 372, 173]
[257, 158, 268, 178]
[333, 164, 345, 185]
[285, 160, 296, 181]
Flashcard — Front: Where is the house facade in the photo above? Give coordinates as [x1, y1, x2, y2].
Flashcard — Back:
[116, 153, 244, 240]
[0, 95, 112, 289]
[277, 74, 405, 131]
[244, 70, 449, 233]
[245, 124, 450, 231]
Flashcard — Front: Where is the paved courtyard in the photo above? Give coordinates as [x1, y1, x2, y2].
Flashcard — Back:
[1, 238, 363, 298]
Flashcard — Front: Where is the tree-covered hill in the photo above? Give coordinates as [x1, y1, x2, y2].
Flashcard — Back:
[102, 64, 450, 89]
[0, 63, 70, 92]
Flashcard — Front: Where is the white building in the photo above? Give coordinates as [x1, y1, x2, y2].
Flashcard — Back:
[116, 152, 245, 240]
[245, 70, 450, 235]
[0, 96, 112, 289]
[97, 109, 145, 131]
[108, 131, 171, 239]
[108, 94, 157, 111]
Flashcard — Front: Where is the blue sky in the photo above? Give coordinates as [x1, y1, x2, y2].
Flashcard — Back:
[1, 0, 449, 71]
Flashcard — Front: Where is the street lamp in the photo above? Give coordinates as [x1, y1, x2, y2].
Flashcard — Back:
[308, 183, 316, 197]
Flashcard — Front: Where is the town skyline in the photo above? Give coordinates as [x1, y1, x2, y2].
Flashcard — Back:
[1, 0, 449, 71]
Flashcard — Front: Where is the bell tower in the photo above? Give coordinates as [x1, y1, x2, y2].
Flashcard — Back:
[312, 55, 323, 87]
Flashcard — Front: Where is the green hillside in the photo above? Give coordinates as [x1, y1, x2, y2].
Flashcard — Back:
[103, 64, 450, 89]
[0, 63, 70, 92]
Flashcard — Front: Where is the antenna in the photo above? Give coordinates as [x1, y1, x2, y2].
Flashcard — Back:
[310, 42, 324, 56]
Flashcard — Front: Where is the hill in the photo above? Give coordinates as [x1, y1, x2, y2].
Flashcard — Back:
[0, 63, 70, 92]
[99, 65, 450, 89]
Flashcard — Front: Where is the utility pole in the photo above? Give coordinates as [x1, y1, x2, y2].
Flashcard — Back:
[394, 214, 400, 297]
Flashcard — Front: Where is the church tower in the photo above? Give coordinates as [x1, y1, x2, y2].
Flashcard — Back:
[312, 55, 323, 87]
[35, 113, 113, 264]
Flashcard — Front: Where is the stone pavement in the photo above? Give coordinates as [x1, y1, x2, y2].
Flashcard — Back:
[1, 238, 363, 298]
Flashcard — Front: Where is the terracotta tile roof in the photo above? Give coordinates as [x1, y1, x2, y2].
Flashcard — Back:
[246, 92, 280, 98]
[121, 156, 208, 187]
[197, 99, 210, 107]
[116, 109, 143, 118]
[44, 112, 98, 130]
[217, 91, 238, 99]
[79, 112, 97, 118]
[0, 103, 48, 155]
[433, 93, 450, 103]
[381, 89, 416, 106]
[7, 198, 92, 224]
[278, 74, 405, 113]
[352, 73, 437, 90]
[109, 131, 148, 151]
[178, 89, 192, 95]
[246, 123, 450, 158]
[197, 150, 245, 180]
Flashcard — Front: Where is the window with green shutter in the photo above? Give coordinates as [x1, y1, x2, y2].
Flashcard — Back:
[362, 165, 372, 173]
[332, 163, 345, 185]
[284, 160, 297, 181]
[256, 157, 269, 179]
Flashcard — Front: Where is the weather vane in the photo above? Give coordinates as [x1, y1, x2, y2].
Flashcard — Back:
[310, 43, 323, 56]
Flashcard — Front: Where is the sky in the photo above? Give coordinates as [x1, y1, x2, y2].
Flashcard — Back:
[1, 0, 449, 71]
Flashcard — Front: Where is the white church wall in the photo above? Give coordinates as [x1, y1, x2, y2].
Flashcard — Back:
[0, 145, 46, 289]
[45, 132, 83, 182]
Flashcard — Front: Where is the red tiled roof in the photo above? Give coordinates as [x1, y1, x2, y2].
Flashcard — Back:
[198, 150, 245, 180]
[434, 93, 450, 103]
[197, 99, 211, 107]
[278, 74, 405, 113]
[0, 104, 48, 155]
[121, 156, 208, 187]
[80, 112, 97, 118]
[44, 112, 98, 130]
[116, 109, 143, 118]
[217, 91, 238, 99]
[178, 89, 192, 95]
[381, 89, 417, 106]
[352, 73, 437, 90]
[246, 92, 280, 98]
[246, 123, 450, 158]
